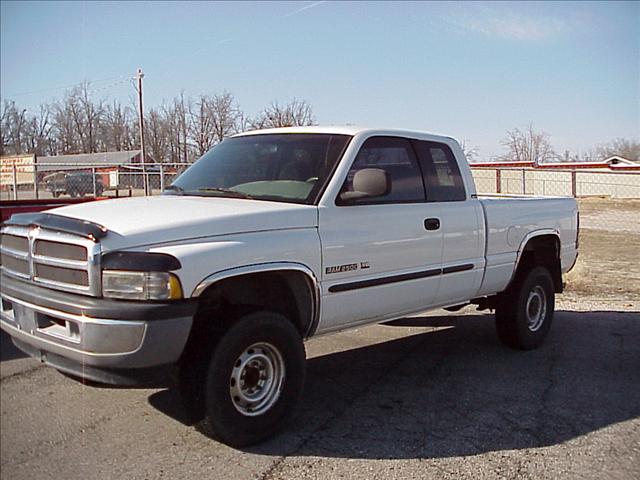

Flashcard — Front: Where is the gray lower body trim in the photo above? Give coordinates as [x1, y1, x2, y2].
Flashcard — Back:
[1, 292, 193, 373]
[11, 338, 176, 386]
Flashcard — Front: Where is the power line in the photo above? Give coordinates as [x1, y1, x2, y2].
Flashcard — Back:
[85, 77, 133, 96]
[2, 75, 129, 98]
[1, 75, 136, 115]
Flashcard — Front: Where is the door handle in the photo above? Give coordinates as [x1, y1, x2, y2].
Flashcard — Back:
[424, 218, 440, 231]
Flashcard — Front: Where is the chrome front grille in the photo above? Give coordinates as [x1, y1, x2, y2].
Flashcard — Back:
[35, 239, 88, 261]
[0, 253, 29, 276]
[0, 226, 101, 296]
[35, 264, 90, 286]
[1, 234, 29, 252]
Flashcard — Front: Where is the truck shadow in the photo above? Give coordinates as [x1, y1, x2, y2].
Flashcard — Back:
[149, 309, 640, 459]
[0, 330, 28, 362]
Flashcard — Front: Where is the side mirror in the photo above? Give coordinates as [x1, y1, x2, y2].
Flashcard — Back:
[339, 168, 390, 203]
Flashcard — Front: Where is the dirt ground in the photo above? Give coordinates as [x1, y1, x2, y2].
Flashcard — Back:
[565, 198, 640, 302]
[578, 197, 640, 235]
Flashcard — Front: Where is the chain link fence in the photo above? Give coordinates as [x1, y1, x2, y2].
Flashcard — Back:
[471, 166, 640, 234]
[0, 162, 192, 202]
[2, 160, 639, 233]
[471, 167, 640, 198]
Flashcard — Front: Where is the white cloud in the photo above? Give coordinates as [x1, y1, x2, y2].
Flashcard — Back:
[447, 6, 581, 42]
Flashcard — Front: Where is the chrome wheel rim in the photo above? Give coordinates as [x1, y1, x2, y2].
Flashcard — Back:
[229, 342, 285, 417]
[526, 285, 547, 332]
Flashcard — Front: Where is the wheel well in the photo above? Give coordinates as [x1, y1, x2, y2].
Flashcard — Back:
[191, 270, 316, 338]
[515, 234, 563, 293]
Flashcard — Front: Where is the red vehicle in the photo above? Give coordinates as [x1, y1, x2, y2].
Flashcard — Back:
[0, 197, 106, 223]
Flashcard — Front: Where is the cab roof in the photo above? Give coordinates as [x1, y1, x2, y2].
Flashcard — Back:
[233, 125, 457, 144]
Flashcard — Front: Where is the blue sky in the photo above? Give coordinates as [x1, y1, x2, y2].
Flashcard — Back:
[1, 1, 638, 158]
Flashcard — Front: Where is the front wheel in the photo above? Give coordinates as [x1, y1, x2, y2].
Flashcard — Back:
[199, 311, 306, 447]
[495, 266, 555, 350]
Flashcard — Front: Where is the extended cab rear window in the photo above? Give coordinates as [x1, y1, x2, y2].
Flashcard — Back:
[412, 140, 467, 202]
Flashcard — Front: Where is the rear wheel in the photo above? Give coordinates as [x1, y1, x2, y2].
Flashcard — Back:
[495, 266, 555, 350]
[198, 311, 306, 447]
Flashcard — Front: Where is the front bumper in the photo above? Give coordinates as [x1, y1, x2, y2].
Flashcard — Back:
[0, 273, 197, 385]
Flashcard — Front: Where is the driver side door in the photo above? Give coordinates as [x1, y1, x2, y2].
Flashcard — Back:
[317, 136, 444, 333]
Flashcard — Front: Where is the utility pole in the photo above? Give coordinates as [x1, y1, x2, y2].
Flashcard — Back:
[136, 68, 148, 195]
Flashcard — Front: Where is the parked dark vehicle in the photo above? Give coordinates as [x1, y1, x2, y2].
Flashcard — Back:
[44, 172, 104, 197]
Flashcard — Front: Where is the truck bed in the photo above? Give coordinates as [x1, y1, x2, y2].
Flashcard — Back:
[476, 194, 579, 297]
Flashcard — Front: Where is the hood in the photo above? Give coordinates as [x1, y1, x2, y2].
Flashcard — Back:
[51, 196, 318, 250]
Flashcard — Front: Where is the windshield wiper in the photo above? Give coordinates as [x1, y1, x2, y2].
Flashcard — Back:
[164, 184, 185, 195]
[196, 187, 254, 199]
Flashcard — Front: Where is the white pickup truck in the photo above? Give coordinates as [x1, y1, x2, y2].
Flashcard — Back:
[0, 127, 578, 446]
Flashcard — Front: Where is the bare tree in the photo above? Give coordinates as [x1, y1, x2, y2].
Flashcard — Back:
[54, 84, 105, 154]
[67, 88, 87, 152]
[163, 92, 191, 162]
[189, 94, 216, 157]
[236, 111, 252, 133]
[459, 139, 479, 163]
[558, 149, 598, 163]
[76, 83, 104, 153]
[52, 97, 79, 154]
[176, 92, 190, 162]
[0, 101, 53, 156]
[1, 91, 319, 161]
[500, 123, 556, 165]
[210, 92, 242, 143]
[25, 104, 52, 155]
[146, 107, 169, 162]
[104, 100, 135, 151]
[161, 102, 178, 162]
[596, 138, 640, 162]
[251, 99, 315, 129]
[1, 101, 29, 154]
[1, 100, 15, 155]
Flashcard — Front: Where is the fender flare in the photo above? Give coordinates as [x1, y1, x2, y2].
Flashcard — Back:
[191, 261, 321, 337]
[507, 228, 560, 287]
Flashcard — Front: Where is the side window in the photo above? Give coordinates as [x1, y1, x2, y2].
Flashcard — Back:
[412, 140, 466, 202]
[337, 136, 425, 205]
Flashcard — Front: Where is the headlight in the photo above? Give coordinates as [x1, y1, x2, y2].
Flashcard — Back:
[102, 270, 183, 300]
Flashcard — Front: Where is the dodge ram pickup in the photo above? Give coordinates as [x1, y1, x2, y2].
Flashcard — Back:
[0, 127, 579, 446]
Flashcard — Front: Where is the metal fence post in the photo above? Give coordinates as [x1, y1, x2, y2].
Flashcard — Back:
[33, 161, 39, 200]
[12, 163, 18, 200]
[496, 169, 501, 194]
[142, 162, 149, 196]
[521, 169, 526, 194]
[571, 170, 577, 197]
[92, 167, 97, 197]
[159, 164, 165, 192]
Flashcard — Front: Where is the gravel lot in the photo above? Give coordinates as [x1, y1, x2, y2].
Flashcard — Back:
[2, 199, 639, 480]
[578, 198, 640, 235]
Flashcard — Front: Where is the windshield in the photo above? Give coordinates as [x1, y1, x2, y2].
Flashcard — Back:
[167, 133, 352, 204]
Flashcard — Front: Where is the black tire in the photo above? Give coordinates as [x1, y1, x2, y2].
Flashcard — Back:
[198, 311, 306, 447]
[495, 266, 555, 350]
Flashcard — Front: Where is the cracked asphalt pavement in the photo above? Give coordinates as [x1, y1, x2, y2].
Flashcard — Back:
[1, 297, 639, 480]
